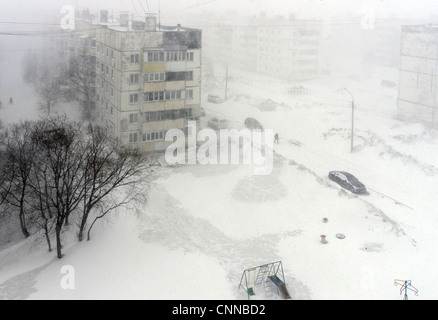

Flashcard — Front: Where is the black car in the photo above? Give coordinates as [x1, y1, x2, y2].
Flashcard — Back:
[328, 171, 367, 194]
[244, 117, 263, 130]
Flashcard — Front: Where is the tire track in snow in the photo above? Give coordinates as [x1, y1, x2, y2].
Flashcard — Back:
[283, 155, 416, 246]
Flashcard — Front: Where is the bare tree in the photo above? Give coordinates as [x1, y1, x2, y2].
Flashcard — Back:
[78, 125, 150, 241]
[0, 116, 151, 257]
[22, 49, 64, 115]
[34, 70, 62, 115]
[62, 55, 97, 121]
[30, 116, 88, 258]
[27, 156, 56, 252]
[0, 121, 36, 238]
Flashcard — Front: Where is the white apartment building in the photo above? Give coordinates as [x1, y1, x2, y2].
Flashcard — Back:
[397, 25, 438, 127]
[255, 17, 323, 81]
[198, 14, 323, 81]
[76, 13, 202, 152]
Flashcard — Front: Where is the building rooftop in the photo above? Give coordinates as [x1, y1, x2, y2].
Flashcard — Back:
[402, 24, 438, 33]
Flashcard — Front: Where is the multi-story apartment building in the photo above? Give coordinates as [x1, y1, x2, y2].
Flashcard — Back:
[255, 16, 323, 81]
[74, 13, 202, 152]
[397, 24, 438, 127]
[196, 13, 323, 81]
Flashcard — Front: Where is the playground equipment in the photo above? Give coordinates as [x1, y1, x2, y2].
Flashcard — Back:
[394, 279, 419, 300]
[238, 261, 291, 300]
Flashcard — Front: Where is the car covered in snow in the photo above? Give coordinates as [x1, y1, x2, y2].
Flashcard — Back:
[244, 117, 264, 130]
[328, 171, 367, 194]
[208, 117, 228, 130]
[208, 95, 224, 104]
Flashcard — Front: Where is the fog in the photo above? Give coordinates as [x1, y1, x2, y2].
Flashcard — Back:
[2, 0, 438, 20]
[1, 0, 436, 71]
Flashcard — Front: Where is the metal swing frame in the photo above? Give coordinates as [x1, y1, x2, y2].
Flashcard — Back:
[238, 261, 286, 300]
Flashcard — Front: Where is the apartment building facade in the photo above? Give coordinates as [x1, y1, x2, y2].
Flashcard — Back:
[255, 17, 323, 81]
[74, 14, 202, 152]
[397, 25, 438, 127]
[198, 13, 323, 81]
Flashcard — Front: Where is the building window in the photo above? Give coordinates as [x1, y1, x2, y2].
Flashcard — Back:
[164, 51, 190, 62]
[144, 91, 164, 102]
[130, 54, 140, 64]
[144, 109, 188, 122]
[129, 93, 139, 104]
[144, 90, 185, 102]
[186, 89, 193, 100]
[144, 92, 153, 102]
[144, 72, 165, 82]
[165, 71, 193, 82]
[155, 92, 164, 101]
[130, 74, 139, 84]
[129, 113, 138, 123]
[146, 51, 165, 62]
[188, 52, 194, 61]
[129, 133, 138, 143]
[143, 131, 165, 142]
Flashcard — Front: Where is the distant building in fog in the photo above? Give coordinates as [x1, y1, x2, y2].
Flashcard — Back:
[397, 24, 438, 127]
[255, 16, 323, 81]
[196, 13, 324, 81]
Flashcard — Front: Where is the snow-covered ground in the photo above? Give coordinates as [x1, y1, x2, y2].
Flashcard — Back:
[1, 54, 437, 299]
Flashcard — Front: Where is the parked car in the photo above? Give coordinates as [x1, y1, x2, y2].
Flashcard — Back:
[208, 117, 228, 130]
[208, 95, 224, 104]
[328, 171, 367, 194]
[244, 117, 263, 130]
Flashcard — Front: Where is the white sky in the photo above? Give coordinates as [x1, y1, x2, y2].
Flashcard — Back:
[1, 0, 438, 23]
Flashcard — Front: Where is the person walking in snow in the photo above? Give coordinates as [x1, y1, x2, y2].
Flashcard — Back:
[0, 99, 2, 108]
[9, 97, 13, 104]
[274, 133, 279, 144]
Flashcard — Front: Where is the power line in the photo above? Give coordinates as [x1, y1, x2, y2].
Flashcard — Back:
[0, 25, 107, 37]
[146, 0, 151, 13]
[131, 0, 140, 15]
[163, 0, 219, 14]
[137, 0, 149, 14]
